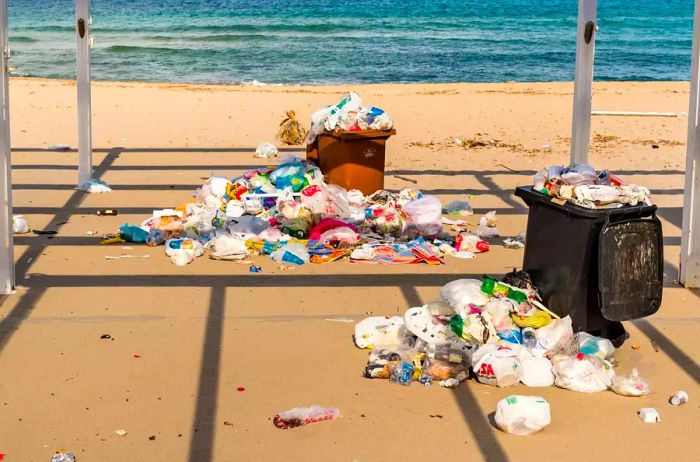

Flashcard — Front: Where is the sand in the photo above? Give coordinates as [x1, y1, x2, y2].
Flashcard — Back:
[0, 77, 698, 461]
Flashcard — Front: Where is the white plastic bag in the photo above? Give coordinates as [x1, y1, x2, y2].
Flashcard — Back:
[12, 215, 29, 234]
[495, 395, 551, 436]
[402, 195, 443, 237]
[354, 316, 406, 349]
[255, 142, 278, 159]
[440, 279, 491, 310]
[472, 343, 523, 387]
[535, 315, 573, 351]
[211, 233, 248, 260]
[611, 368, 651, 397]
[551, 354, 614, 393]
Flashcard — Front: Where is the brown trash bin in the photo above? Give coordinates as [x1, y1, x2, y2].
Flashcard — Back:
[306, 129, 396, 195]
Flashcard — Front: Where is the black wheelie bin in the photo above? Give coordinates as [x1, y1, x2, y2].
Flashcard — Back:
[514, 186, 663, 347]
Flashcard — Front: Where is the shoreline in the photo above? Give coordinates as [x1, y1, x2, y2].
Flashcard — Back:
[8, 76, 692, 92]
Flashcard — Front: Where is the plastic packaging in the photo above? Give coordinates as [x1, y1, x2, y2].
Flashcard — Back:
[51, 453, 77, 462]
[77, 178, 112, 193]
[119, 224, 149, 243]
[354, 316, 407, 349]
[425, 357, 468, 381]
[255, 142, 278, 159]
[472, 343, 523, 387]
[389, 361, 415, 386]
[273, 406, 340, 429]
[476, 211, 500, 238]
[512, 310, 552, 329]
[404, 306, 458, 346]
[440, 279, 491, 310]
[12, 215, 29, 234]
[611, 368, 651, 396]
[495, 395, 551, 436]
[165, 238, 204, 266]
[519, 355, 555, 387]
[402, 195, 443, 237]
[455, 232, 490, 253]
[443, 199, 473, 216]
[638, 408, 661, 423]
[670, 391, 689, 406]
[270, 243, 310, 265]
[535, 315, 573, 351]
[551, 353, 614, 393]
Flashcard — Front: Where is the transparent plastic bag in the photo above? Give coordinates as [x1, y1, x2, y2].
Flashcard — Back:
[402, 195, 443, 237]
[476, 211, 500, 238]
[12, 215, 29, 234]
[535, 315, 573, 351]
[255, 142, 278, 158]
[611, 368, 651, 396]
[443, 199, 473, 216]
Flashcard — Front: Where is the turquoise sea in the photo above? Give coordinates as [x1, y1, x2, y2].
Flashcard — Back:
[6, 0, 696, 84]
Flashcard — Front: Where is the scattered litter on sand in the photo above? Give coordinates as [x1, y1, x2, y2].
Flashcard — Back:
[273, 406, 340, 429]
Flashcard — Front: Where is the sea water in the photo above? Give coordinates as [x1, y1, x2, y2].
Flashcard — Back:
[7, 0, 695, 84]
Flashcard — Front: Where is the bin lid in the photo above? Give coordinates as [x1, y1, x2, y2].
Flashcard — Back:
[514, 186, 657, 220]
[598, 217, 663, 321]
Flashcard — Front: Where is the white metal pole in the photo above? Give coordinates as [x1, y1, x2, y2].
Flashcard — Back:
[680, 0, 700, 287]
[0, 0, 14, 294]
[570, 0, 597, 165]
[76, 0, 92, 186]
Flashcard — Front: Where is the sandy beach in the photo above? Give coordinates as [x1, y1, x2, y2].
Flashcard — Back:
[1, 77, 698, 461]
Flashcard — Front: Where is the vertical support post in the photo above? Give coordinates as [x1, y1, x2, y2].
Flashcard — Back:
[76, 0, 92, 186]
[680, 0, 700, 287]
[0, 0, 13, 294]
[570, 0, 597, 165]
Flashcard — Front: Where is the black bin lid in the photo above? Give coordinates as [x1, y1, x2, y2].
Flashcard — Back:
[598, 217, 663, 321]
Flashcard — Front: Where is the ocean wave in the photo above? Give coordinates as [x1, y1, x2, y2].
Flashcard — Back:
[10, 36, 39, 43]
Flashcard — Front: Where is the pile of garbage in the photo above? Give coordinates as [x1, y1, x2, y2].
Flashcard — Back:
[533, 164, 652, 209]
[306, 92, 394, 144]
[355, 271, 650, 400]
[109, 154, 494, 266]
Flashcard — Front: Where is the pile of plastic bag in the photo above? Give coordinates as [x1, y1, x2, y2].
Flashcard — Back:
[306, 92, 394, 144]
[533, 164, 652, 209]
[105, 154, 497, 267]
[354, 271, 650, 397]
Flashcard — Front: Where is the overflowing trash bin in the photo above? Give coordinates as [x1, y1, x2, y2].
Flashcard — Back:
[306, 92, 396, 195]
[514, 165, 663, 346]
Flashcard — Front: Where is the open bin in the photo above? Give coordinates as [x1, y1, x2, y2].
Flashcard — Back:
[307, 129, 396, 195]
[514, 186, 663, 346]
